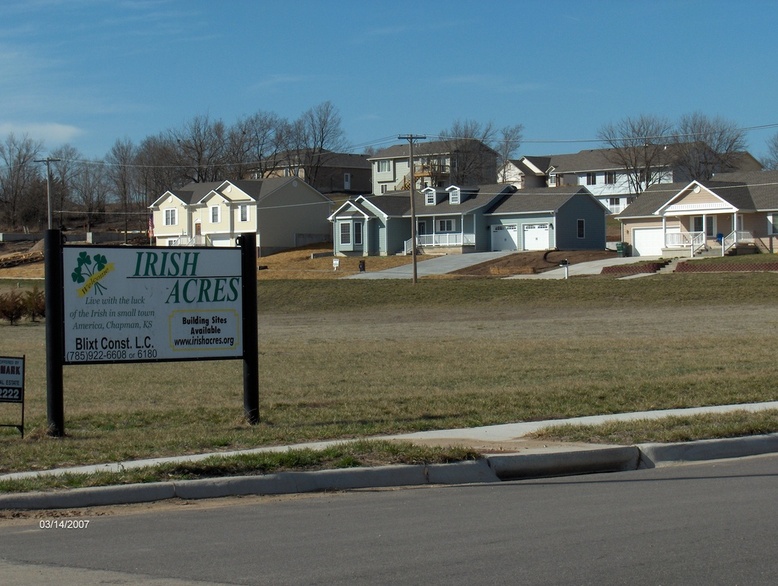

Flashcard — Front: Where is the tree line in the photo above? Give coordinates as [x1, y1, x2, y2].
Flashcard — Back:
[1, 103, 777, 233]
[0, 101, 348, 232]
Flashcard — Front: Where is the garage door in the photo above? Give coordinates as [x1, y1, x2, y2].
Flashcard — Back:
[491, 224, 518, 251]
[209, 235, 233, 247]
[523, 223, 550, 251]
[632, 227, 678, 257]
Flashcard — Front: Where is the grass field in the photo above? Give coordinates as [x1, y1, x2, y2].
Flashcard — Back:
[2, 270, 778, 477]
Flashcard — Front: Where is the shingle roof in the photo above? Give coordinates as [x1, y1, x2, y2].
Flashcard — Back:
[617, 170, 778, 218]
[486, 186, 594, 215]
[362, 184, 515, 217]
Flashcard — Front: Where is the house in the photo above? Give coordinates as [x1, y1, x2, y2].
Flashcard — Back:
[616, 170, 778, 257]
[500, 146, 763, 215]
[246, 149, 371, 196]
[328, 184, 607, 256]
[368, 140, 498, 195]
[149, 178, 333, 256]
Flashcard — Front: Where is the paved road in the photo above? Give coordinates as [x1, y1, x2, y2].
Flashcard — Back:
[2, 454, 777, 585]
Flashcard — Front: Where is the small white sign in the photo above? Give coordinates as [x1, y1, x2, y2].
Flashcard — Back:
[0, 356, 24, 403]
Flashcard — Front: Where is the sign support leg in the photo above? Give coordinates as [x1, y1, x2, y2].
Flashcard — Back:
[45, 229, 65, 437]
[240, 233, 259, 424]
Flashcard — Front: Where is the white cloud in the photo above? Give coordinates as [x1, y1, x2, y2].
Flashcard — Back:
[0, 122, 84, 146]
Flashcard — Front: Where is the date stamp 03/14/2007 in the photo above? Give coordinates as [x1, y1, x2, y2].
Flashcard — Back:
[39, 519, 91, 530]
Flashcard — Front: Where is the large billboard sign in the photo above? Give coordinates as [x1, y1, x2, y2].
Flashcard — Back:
[62, 246, 243, 364]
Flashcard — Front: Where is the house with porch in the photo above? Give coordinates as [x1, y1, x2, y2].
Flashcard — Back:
[616, 171, 778, 257]
[328, 184, 607, 256]
[149, 178, 333, 255]
[500, 146, 763, 215]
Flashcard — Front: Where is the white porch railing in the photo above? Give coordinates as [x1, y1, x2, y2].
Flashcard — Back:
[403, 233, 476, 254]
[665, 231, 706, 256]
[721, 230, 753, 256]
[170, 235, 210, 247]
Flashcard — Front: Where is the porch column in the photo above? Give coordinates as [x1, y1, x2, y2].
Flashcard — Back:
[662, 216, 666, 248]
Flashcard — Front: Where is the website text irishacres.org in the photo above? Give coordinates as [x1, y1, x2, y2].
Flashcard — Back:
[173, 335, 236, 347]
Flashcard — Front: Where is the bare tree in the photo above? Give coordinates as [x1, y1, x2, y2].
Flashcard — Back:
[168, 114, 228, 183]
[0, 133, 44, 228]
[765, 132, 778, 170]
[71, 161, 109, 231]
[106, 138, 139, 241]
[673, 112, 747, 181]
[495, 124, 524, 182]
[283, 101, 347, 185]
[439, 119, 500, 185]
[598, 114, 675, 195]
[225, 111, 287, 180]
[50, 144, 82, 229]
[135, 133, 182, 204]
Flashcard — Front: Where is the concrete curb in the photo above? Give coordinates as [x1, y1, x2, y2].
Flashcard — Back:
[1, 436, 777, 510]
[638, 433, 778, 468]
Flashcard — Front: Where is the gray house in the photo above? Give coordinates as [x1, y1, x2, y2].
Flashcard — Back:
[328, 184, 607, 256]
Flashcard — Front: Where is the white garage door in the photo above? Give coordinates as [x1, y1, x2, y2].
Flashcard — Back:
[491, 224, 518, 251]
[523, 223, 550, 251]
[632, 227, 678, 257]
[210, 235, 233, 247]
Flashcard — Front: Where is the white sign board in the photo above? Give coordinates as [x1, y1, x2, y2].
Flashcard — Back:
[62, 247, 243, 364]
[0, 356, 24, 403]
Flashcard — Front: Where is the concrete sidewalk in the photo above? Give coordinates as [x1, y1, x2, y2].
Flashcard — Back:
[2, 402, 778, 510]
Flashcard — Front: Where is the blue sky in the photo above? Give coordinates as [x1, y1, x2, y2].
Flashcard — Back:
[3, 0, 778, 161]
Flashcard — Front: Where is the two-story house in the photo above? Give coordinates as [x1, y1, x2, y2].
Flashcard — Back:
[368, 139, 498, 195]
[149, 178, 333, 256]
[500, 146, 763, 215]
[246, 149, 371, 196]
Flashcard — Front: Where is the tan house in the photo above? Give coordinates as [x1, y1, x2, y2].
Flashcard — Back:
[368, 139, 498, 195]
[149, 178, 333, 255]
[616, 171, 778, 257]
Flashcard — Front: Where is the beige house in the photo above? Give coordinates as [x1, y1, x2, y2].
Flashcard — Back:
[149, 178, 333, 255]
[617, 171, 778, 257]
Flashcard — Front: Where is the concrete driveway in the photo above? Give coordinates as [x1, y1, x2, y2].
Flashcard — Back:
[346, 252, 657, 280]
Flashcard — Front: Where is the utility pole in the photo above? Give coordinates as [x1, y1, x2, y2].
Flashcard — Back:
[398, 134, 426, 283]
[34, 157, 61, 229]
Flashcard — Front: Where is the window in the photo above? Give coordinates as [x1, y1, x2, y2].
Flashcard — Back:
[239, 204, 249, 222]
[380, 184, 388, 194]
[340, 223, 351, 245]
[548, 174, 557, 187]
[354, 221, 363, 245]
[577, 219, 585, 239]
[425, 190, 436, 205]
[438, 219, 454, 232]
[770, 214, 778, 235]
[605, 171, 617, 184]
[692, 216, 716, 237]
[448, 188, 461, 205]
[377, 160, 391, 173]
[586, 172, 597, 185]
[211, 205, 220, 223]
[164, 209, 177, 226]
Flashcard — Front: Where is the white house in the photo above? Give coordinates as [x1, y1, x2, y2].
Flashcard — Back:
[149, 178, 333, 256]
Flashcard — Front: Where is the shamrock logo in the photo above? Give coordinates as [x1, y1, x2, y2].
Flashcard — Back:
[71, 251, 109, 295]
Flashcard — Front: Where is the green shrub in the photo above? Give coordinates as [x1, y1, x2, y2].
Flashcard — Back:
[23, 285, 45, 321]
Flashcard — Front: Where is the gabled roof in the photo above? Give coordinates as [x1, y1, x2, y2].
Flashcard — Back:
[354, 184, 515, 217]
[485, 186, 602, 215]
[150, 178, 329, 209]
[617, 170, 778, 218]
